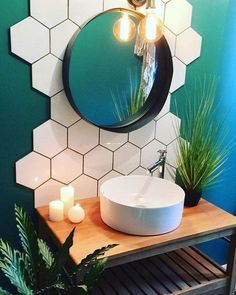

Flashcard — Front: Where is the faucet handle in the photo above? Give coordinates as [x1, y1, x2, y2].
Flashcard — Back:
[158, 150, 167, 157]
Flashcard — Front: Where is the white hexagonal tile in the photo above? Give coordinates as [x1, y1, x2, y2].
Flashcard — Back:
[141, 140, 166, 168]
[16, 152, 50, 189]
[52, 149, 83, 183]
[166, 138, 178, 167]
[137, 0, 165, 21]
[70, 175, 97, 199]
[100, 130, 128, 151]
[130, 167, 147, 176]
[155, 113, 180, 145]
[10, 17, 49, 64]
[98, 170, 122, 193]
[169, 57, 186, 93]
[129, 121, 155, 148]
[51, 91, 80, 127]
[32, 54, 63, 97]
[155, 93, 171, 120]
[175, 27, 202, 65]
[165, 0, 192, 35]
[114, 143, 140, 174]
[33, 120, 67, 158]
[51, 20, 79, 60]
[104, 0, 130, 10]
[30, 0, 68, 29]
[164, 164, 176, 182]
[68, 120, 99, 154]
[163, 27, 176, 57]
[84, 146, 113, 179]
[35, 179, 64, 207]
[69, 0, 103, 27]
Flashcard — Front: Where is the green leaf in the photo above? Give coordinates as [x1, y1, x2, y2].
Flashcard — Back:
[173, 76, 234, 191]
[0, 287, 12, 295]
[77, 285, 88, 295]
[111, 68, 146, 121]
[69, 244, 117, 287]
[78, 244, 118, 269]
[63, 284, 88, 295]
[15, 205, 39, 284]
[82, 258, 107, 289]
[38, 239, 55, 269]
[0, 239, 33, 295]
[70, 244, 118, 290]
[47, 228, 75, 285]
[35, 282, 66, 294]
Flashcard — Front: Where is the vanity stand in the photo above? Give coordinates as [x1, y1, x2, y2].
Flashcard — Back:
[36, 198, 236, 295]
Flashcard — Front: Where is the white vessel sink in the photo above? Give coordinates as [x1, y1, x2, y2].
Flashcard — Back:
[100, 175, 185, 236]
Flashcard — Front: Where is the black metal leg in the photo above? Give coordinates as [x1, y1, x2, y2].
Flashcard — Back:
[226, 231, 236, 294]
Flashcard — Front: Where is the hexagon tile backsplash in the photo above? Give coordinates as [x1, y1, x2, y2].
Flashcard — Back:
[11, 0, 202, 207]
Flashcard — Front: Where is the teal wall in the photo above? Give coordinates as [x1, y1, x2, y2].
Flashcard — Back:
[0, 0, 235, 289]
[200, 0, 236, 264]
[0, 0, 49, 288]
[171, 0, 236, 264]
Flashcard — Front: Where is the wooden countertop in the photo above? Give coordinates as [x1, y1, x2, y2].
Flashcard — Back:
[36, 198, 236, 266]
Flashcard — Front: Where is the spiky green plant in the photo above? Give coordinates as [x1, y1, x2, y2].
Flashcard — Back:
[111, 72, 146, 122]
[174, 78, 232, 192]
[0, 205, 117, 295]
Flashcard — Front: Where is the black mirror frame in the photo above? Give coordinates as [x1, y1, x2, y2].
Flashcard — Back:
[63, 8, 173, 133]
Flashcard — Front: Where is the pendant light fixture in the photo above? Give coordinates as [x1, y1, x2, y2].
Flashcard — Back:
[113, 0, 163, 43]
[138, 0, 163, 43]
[113, 13, 136, 42]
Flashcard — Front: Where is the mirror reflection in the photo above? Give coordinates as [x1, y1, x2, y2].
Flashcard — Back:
[63, 9, 172, 131]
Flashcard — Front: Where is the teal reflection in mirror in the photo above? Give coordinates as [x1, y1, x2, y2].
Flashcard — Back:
[63, 9, 173, 132]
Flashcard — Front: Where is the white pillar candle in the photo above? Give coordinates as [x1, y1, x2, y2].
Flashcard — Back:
[60, 186, 74, 216]
[68, 204, 85, 223]
[49, 200, 64, 222]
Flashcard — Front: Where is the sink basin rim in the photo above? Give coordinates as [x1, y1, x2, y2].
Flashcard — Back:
[100, 175, 185, 209]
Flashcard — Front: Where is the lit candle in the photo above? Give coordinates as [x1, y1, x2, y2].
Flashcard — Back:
[68, 204, 85, 223]
[49, 200, 64, 222]
[60, 186, 74, 216]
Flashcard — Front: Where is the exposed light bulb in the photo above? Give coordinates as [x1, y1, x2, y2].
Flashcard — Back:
[113, 13, 136, 42]
[138, 8, 163, 43]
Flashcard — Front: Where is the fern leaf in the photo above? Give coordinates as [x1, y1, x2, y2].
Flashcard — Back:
[15, 205, 39, 283]
[79, 244, 117, 269]
[47, 228, 75, 285]
[0, 239, 33, 295]
[37, 239, 54, 269]
[63, 284, 88, 295]
[82, 258, 107, 290]
[77, 285, 88, 293]
[35, 282, 65, 294]
[69, 244, 117, 283]
[0, 287, 12, 295]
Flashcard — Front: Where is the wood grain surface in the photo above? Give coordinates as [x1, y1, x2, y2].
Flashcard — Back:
[36, 198, 236, 266]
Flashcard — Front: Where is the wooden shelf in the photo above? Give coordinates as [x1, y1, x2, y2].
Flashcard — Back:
[92, 247, 227, 295]
[36, 197, 236, 294]
[36, 198, 236, 267]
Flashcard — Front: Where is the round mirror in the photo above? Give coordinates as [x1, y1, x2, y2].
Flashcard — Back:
[63, 9, 173, 132]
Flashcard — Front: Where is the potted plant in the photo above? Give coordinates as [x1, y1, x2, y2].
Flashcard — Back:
[174, 78, 232, 207]
[0, 205, 117, 294]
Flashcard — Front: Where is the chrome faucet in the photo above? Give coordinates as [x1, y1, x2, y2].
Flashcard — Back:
[147, 150, 167, 178]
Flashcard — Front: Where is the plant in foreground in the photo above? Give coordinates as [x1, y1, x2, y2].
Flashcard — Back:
[0, 205, 117, 294]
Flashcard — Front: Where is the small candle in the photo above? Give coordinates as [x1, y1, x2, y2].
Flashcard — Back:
[68, 204, 85, 223]
[49, 200, 64, 222]
[60, 186, 74, 216]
